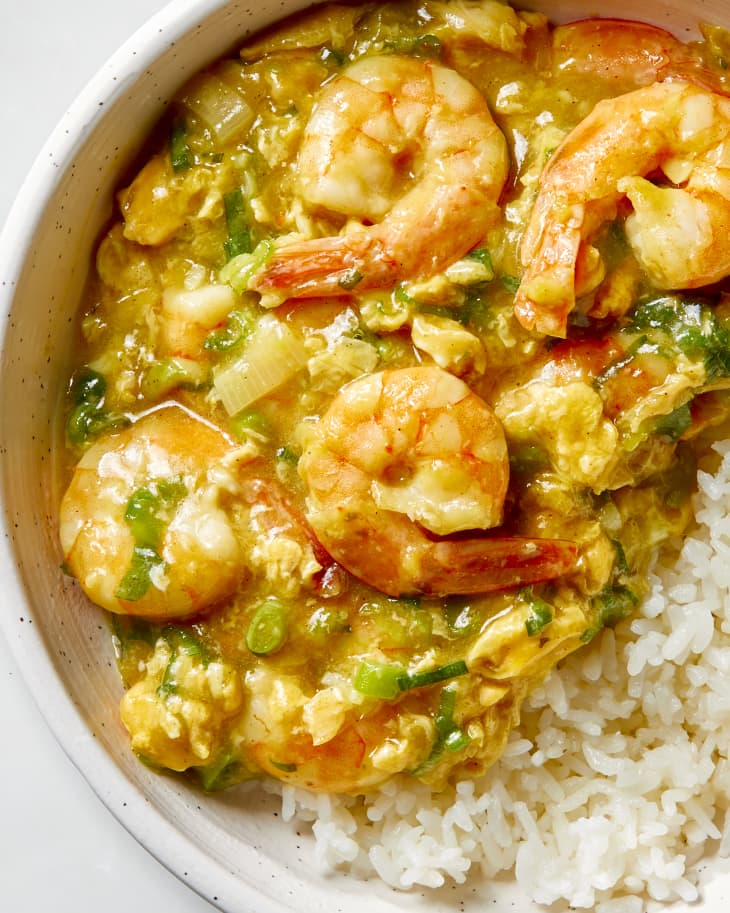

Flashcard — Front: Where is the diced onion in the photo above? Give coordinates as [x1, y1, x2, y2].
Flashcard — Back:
[182, 75, 254, 145]
[213, 316, 308, 415]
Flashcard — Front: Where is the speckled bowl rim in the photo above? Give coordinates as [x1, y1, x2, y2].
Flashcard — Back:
[0, 2, 305, 911]
[2, 2, 730, 912]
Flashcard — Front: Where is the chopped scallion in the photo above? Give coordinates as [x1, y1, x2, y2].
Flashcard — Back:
[465, 248, 493, 271]
[275, 446, 299, 465]
[71, 369, 106, 405]
[595, 584, 638, 627]
[246, 598, 288, 655]
[156, 626, 211, 698]
[443, 598, 483, 638]
[220, 239, 275, 294]
[170, 117, 193, 173]
[123, 479, 187, 550]
[611, 539, 630, 576]
[270, 759, 298, 772]
[509, 443, 549, 475]
[124, 489, 165, 550]
[395, 284, 417, 305]
[582, 584, 639, 643]
[116, 480, 187, 602]
[434, 685, 457, 737]
[444, 729, 471, 752]
[353, 661, 404, 700]
[197, 750, 252, 791]
[223, 188, 253, 260]
[229, 408, 272, 440]
[411, 684, 470, 776]
[524, 593, 553, 637]
[397, 660, 468, 691]
[204, 309, 253, 353]
[115, 546, 163, 602]
[141, 357, 202, 400]
[66, 368, 129, 446]
[654, 402, 693, 441]
[338, 269, 364, 290]
[162, 625, 209, 661]
[156, 657, 179, 698]
[111, 615, 162, 650]
[382, 34, 441, 57]
[319, 46, 345, 66]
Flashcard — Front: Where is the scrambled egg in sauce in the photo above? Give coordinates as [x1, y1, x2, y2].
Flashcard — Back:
[57, 1, 730, 794]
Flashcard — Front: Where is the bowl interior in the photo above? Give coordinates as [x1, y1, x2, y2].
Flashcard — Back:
[2, 1, 730, 911]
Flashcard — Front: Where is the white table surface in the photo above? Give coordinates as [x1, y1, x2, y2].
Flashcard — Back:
[0, 2, 218, 911]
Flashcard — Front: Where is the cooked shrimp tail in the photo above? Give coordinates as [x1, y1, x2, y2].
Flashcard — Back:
[552, 18, 725, 92]
[515, 80, 730, 337]
[249, 55, 508, 299]
[248, 232, 401, 298]
[421, 536, 579, 598]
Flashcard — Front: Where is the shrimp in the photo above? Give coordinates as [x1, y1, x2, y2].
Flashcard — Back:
[298, 366, 577, 597]
[249, 55, 509, 299]
[551, 18, 722, 91]
[59, 405, 247, 619]
[248, 697, 520, 793]
[239, 476, 348, 596]
[242, 663, 520, 793]
[248, 703, 415, 793]
[514, 80, 730, 337]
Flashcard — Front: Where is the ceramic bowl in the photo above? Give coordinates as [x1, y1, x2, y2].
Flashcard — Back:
[3, 1, 730, 911]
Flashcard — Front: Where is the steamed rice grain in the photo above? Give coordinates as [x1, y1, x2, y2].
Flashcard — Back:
[274, 440, 730, 908]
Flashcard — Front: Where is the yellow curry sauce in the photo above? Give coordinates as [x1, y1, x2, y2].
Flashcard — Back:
[57, 1, 730, 794]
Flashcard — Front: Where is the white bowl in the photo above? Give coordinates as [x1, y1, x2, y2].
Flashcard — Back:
[3, 1, 730, 911]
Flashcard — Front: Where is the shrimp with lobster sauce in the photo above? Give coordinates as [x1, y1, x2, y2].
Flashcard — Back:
[56, 2, 730, 796]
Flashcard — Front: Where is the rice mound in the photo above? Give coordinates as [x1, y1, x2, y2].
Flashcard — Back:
[267, 440, 730, 909]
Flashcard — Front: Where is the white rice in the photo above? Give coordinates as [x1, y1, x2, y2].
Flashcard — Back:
[267, 439, 730, 908]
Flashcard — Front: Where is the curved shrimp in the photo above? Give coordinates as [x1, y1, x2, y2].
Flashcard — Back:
[514, 80, 730, 337]
[298, 365, 577, 598]
[249, 55, 509, 299]
[242, 662, 521, 793]
[249, 697, 520, 793]
[248, 703, 414, 793]
[59, 405, 247, 619]
[551, 18, 722, 92]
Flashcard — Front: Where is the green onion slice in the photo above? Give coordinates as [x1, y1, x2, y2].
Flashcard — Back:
[246, 598, 288, 655]
[524, 595, 553, 637]
[464, 247, 493, 271]
[115, 546, 163, 602]
[170, 117, 193, 173]
[353, 661, 404, 700]
[229, 408, 272, 440]
[270, 759, 298, 773]
[411, 683, 470, 776]
[444, 729, 471, 752]
[338, 269, 364, 290]
[397, 660, 468, 692]
[223, 188, 253, 260]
